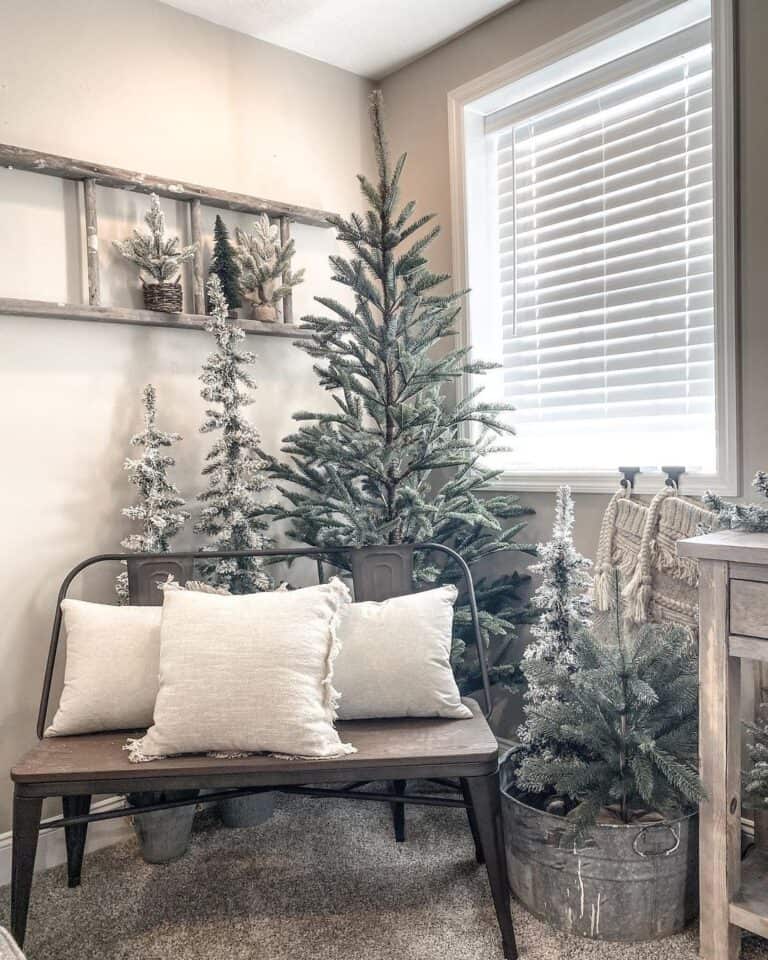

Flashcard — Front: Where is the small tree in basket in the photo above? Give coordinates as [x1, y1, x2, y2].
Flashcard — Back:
[115, 384, 189, 602]
[514, 572, 703, 842]
[195, 275, 273, 594]
[518, 485, 592, 755]
[705, 470, 768, 532]
[235, 213, 304, 323]
[265, 91, 533, 695]
[208, 214, 241, 315]
[113, 193, 197, 312]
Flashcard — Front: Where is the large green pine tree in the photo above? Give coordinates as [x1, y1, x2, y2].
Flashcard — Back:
[267, 92, 533, 691]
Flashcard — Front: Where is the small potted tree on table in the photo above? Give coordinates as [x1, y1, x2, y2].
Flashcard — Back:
[501, 486, 702, 941]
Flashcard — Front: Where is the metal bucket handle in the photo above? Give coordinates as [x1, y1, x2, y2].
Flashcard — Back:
[632, 822, 681, 858]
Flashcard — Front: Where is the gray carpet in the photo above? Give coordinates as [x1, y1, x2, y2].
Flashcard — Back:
[2, 792, 767, 960]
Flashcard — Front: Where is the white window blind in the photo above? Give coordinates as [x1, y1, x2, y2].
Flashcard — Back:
[494, 34, 715, 473]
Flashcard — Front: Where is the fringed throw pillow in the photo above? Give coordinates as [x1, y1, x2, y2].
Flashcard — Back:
[126, 578, 355, 762]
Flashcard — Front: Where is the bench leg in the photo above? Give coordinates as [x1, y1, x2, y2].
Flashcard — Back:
[63, 795, 91, 888]
[11, 792, 42, 949]
[460, 778, 484, 864]
[391, 780, 406, 842]
[465, 772, 517, 960]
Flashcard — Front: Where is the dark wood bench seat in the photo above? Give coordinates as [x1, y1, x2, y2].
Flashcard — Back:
[12, 700, 498, 794]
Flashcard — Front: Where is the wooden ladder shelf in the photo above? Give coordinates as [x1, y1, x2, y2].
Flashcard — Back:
[0, 142, 336, 338]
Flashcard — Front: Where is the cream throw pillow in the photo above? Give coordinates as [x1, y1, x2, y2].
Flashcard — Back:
[46, 600, 161, 736]
[334, 585, 472, 720]
[127, 579, 355, 762]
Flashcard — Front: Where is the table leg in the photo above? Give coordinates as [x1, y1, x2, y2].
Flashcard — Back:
[698, 559, 742, 959]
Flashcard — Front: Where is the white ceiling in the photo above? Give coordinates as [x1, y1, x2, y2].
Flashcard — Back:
[159, 0, 516, 79]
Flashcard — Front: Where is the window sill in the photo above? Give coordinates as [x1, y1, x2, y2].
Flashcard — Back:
[482, 469, 738, 496]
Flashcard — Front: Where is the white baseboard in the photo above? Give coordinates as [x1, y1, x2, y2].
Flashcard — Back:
[0, 797, 132, 887]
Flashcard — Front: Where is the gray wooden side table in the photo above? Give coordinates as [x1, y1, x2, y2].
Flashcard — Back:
[678, 530, 768, 959]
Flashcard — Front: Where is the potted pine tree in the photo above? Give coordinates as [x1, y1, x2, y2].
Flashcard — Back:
[115, 385, 197, 862]
[195, 276, 275, 828]
[501, 487, 702, 941]
[114, 193, 197, 312]
[234, 213, 304, 322]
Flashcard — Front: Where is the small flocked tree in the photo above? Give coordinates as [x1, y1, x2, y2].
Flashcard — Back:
[195, 275, 272, 594]
[266, 91, 533, 692]
[113, 193, 196, 284]
[705, 470, 768, 532]
[515, 573, 702, 841]
[115, 384, 189, 601]
[235, 213, 304, 320]
[208, 214, 241, 315]
[518, 486, 592, 749]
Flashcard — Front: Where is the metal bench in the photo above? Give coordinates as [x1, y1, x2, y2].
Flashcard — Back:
[10, 543, 517, 959]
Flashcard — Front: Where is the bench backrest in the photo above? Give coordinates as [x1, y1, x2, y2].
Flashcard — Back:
[37, 544, 490, 737]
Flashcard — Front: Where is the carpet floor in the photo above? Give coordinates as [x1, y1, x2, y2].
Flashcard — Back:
[2, 792, 767, 960]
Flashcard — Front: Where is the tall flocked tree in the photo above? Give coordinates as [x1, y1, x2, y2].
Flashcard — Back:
[195, 275, 272, 594]
[267, 92, 533, 691]
[116, 384, 189, 601]
[518, 485, 592, 748]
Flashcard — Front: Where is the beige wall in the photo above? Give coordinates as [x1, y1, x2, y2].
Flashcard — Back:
[0, 0, 373, 832]
[381, 0, 768, 554]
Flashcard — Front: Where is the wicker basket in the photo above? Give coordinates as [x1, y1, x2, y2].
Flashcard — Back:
[143, 280, 182, 313]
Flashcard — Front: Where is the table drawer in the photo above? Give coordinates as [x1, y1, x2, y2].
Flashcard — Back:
[730, 579, 768, 638]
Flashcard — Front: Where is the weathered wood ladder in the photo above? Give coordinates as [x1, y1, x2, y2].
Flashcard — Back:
[0, 142, 337, 337]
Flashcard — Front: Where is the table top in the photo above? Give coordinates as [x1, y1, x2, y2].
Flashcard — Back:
[678, 529, 768, 563]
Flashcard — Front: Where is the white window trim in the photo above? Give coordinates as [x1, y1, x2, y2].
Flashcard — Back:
[448, 0, 738, 496]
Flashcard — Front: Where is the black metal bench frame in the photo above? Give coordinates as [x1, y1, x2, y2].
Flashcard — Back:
[11, 543, 517, 958]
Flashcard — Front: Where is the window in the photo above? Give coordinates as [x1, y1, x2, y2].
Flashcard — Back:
[449, 0, 736, 493]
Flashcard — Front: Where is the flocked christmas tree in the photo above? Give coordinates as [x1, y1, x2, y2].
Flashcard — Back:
[266, 91, 533, 691]
[113, 193, 197, 284]
[518, 485, 592, 748]
[115, 384, 189, 601]
[704, 470, 768, 532]
[195, 275, 272, 593]
[235, 213, 304, 322]
[208, 214, 241, 315]
[515, 572, 702, 841]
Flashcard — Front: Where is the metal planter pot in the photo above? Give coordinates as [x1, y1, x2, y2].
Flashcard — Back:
[500, 770, 698, 941]
[219, 792, 275, 828]
[128, 791, 198, 864]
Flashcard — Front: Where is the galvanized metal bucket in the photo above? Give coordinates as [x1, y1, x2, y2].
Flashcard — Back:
[500, 766, 698, 941]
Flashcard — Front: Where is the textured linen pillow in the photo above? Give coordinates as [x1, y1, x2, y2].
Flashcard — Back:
[127, 579, 355, 762]
[333, 585, 472, 720]
[46, 600, 161, 736]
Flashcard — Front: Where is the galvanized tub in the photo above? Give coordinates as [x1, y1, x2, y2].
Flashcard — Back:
[500, 766, 698, 941]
